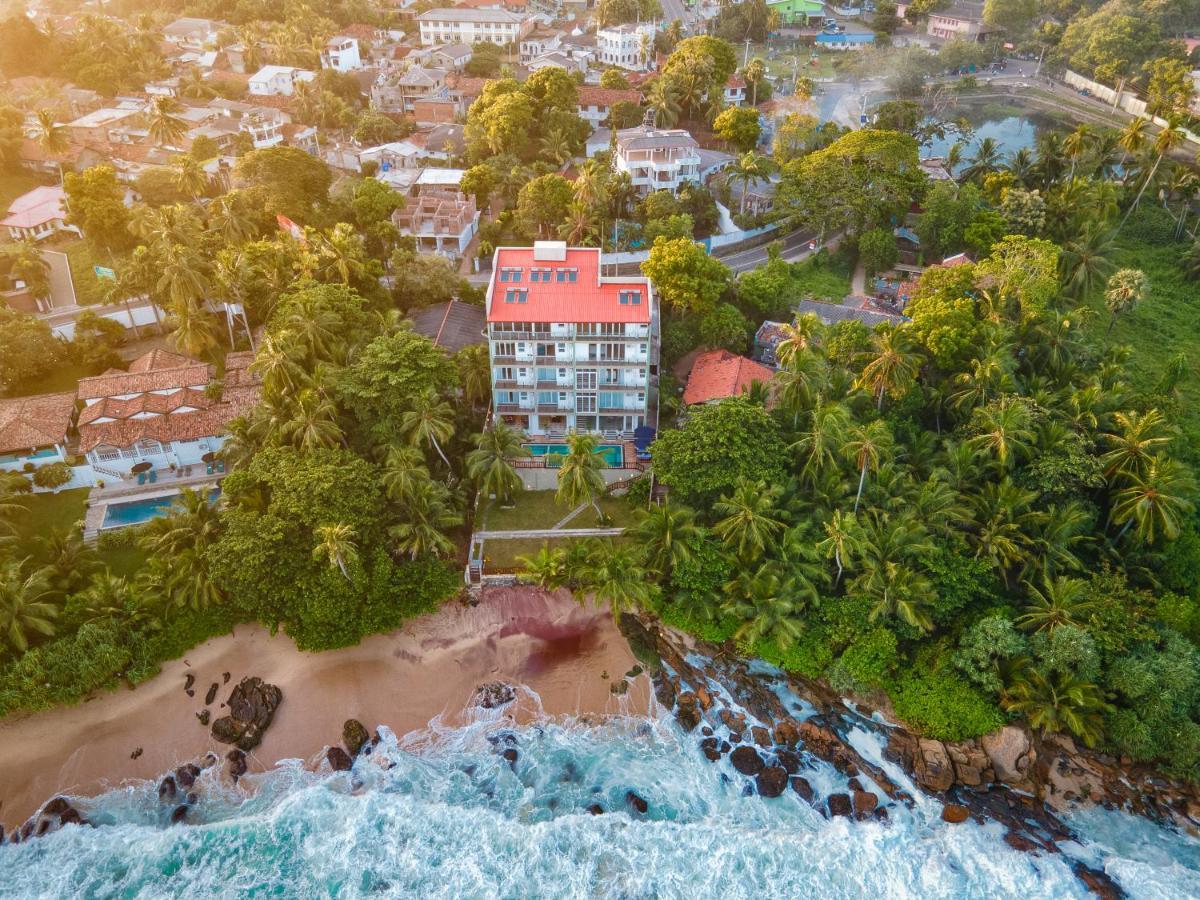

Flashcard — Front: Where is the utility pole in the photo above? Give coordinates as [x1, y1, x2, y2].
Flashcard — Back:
[1111, 76, 1125, 117]
[743, 37, 751, 67]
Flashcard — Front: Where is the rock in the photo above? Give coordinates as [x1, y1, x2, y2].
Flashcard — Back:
[775, 749, 802, 775]
[847, 777, 864, 793]
[750, 726, 771, 748]
[1073, 864, 1122, 900]
[36, 819, 50, 836]
[202, 752, 219, 769]
[327, 747, 354, 771]
[701, 726, 714, 737]
[175, 764, 201, 790]
[184, 673, 195, 693]
[653, 675, 676, 709]
[226, 749, 248, 780]
[828, 793, 852, 817]
[730, 746, 765, 776]
[982, 726, 1031, 785]
[791, 776, 814, 802]
[853, 791, 878, 819]
[914, 740, 955, 793]
[719, 708, 747, 734]
[158, 776, 177, 801]
[42, 797, 71, 817]
[130, 747, 143, 760]
[626, 791, 648, 814]
[694, 685, 712, 710]
[941, 804, 970, 824]
[587, 804, 604, 815]
[0, 825, 5, 844]
[186, 792, 198, 805]
[205, 683, 219, 705]
[211, 677, 283, 752]
[473, 681, 517, 709]
[502, 748, 519, 765]
[1004, 833, 1040, 853]
[773, 720, 800, 748]
[343, 719, 370, 757]
[197, 710, 211, 726]
[170, 805, 188, 825]
[756, 766, 789, 798]
[675, 692, 701, 732]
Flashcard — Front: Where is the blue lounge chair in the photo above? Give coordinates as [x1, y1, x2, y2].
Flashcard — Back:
[206, 464, 214, 475]
[137, 472, 146, 485]
[149, 470, 157, 483]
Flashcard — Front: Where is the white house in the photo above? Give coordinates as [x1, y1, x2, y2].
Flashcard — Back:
[162, 17, 224, 50]
[416, 8, 532, 46]
[596, 23, 657, 72]
[614, 125, 701, 195]
[321, 35, 363, 72]
[248, 65, 316, 97]
[392, 168, 479, 258]
[1, 186, 79, 242]
[577, 85, 642, 129]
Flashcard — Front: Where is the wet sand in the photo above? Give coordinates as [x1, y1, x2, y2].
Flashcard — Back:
[0, 587, 653, 829]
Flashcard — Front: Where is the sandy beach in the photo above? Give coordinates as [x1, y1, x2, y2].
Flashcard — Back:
[0, 586, 653, 829]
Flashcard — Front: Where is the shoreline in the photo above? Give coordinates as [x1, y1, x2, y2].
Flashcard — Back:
[0, 587, 652, 830]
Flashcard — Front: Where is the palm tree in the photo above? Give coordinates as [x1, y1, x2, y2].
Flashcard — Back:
[855, 327, 920, 411]
[0, 559, 58, 653]
[1002, 663, 1109, 747]
[944, 141, 965, 177]
[211, 192, 259, 245]
[157, 243, 210, 306]
[1120, 120, 1185, 229]
[169, 299, 220, 358]
[282, 389, 344, 451]
[791, 399, 851, 483]
[817, 509, 858, 586]
[1100, 409, 1173, 480]
[318, 223, 369, 286]
[860, 560, 935, 633]
[969, 397, 1034, 472]
[37, 528, 100, 596]
[724, 561, 810, 649]
[313, 523, 359, 581]
[558, 201, 599, 245]
[968, 478, 1042, 585]
[401, 391, 455, 470]
[380, 445, 432, 503]
[1004, 147, 1035, 188]
[456, 344, 491, 413]
[775, 352, 828, 426]
[647, 78, 682, 128]
[713, 479, 786, 561]
[773, 312, 823, 368]
[147, 95, 188, 148]
[961, 137, 1002, 183]
[727, 151, 773, 215]
[574, 539, 653, 621]
[540, 127, 574, 167]
[1103, 268, 1147, 335]
[630, 503, 701, 579]
[742, 58, 767, 106]
[1059, 225, 1115, 300]
[556, 431, 608, 522]
[1116, 117, 1149, 175]
[844, 420, 892, 513]
[390, 479, 461, 559]
[467, 423, 528, 505]
[1015, 575, 1093, 633]
[517, 544, 568, 590]
[1062, 124, 1091, 182]
[173, 156, 209, 200]
[1110, 454, 1194, 545]
[33, 109, 69, 184]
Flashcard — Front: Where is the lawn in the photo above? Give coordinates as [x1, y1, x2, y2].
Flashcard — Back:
[482, 535, 635, 570]
[483, 490, 641, 531]
[54, 238, 107, 306]
[0, 170, 44, 212]
[13, 488, 148, 577]
[791, 248, 855, 302]
[5, 358, 98, 397]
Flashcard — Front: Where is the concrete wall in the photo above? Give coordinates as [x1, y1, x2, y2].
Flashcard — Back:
[1063, 70, 1200, 148]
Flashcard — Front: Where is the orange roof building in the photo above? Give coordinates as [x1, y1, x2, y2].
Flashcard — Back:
[0, 392, 76, 466]
[485, 241, 657, 437]
[683, 349, 775, 405]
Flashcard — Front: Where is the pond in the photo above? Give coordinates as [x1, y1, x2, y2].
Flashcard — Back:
[922, 108, 1070, 170]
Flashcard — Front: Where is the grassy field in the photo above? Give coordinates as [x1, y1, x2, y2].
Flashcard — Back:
[483, 490, 641, 531]
[59, 238, 107, 306]
[792, 248, 855, 302]
[12, 488, 148, 577]
[482, 535, 635, 570]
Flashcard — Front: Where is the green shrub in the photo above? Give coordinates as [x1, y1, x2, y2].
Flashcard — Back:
[32, 461, 72, 489]
[889, 670, 1007, 741]
[753, 629, 835, 679]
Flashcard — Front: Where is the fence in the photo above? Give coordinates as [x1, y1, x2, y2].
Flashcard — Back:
[1062, 71, 1200, 149]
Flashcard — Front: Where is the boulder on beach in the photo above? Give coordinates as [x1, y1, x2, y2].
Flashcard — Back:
[982, 726, 1032, 785]
[942, 803, 970, 824]
[914, 740, 955, 793]
[828, 793, 852, 817]
[756, 766, 789, 798]
[327, 747, 354, 771]
[158, 776, 177, 801]
[211, 677, 283, 752]
[226, 749, 248, 781]
[343, 719, 370, 757]
[853, 791, 878, 819]
[205, 683, 219, 705]
[791, 776, 814, 802]
[170, 805, 188, 825]
[473, 682, 517, 709]
[626, 791, 648, 814]
[174, 764, 201, 790]
[730, 745, 765, 776]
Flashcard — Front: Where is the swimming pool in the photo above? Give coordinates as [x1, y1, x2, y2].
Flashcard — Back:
[523, 443, 624, 468]
[101, 489, 220, 529]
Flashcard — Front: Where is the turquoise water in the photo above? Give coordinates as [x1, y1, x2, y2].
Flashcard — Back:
[524, 444, 624, 468]
[101, 489, 220, 529]
[3, 685, 1199, 898]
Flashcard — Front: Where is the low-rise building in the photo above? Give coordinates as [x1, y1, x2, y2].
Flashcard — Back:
[576, 86, 642, 129]
[371, 64, 449, 114]
[392, 168, 479, 257]
[427, 43, 473, 70]
[321, 35, 363, 72]
[682, 349, 774, 405]
[520, 26, 562, 63]
[2, 186, 78, 242]
[614, 125, 701, 195]
[0, 392, 76, 474]
[925, 1, 998, 42]
[724, 74, 747, 106]
[814, 32, 875, 50]
[417, 8, 532, 46]
[486, 241, 657, 436]
[248, 65, 315, 97]
[596, 23, 657, 72]
[162, 17, 224, 50]
[766, 0, 824, 25]
[410, 300, 487, 353]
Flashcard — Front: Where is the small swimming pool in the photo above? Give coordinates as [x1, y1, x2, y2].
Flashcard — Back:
[101, 489, 220, 529]
[524, 443, 624, 468]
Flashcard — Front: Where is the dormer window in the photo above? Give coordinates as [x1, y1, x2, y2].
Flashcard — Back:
[499, 267, 523, 283]
[619, 290, 642, 305]
[555, 268, 578, 283]
[505, 289, 528, 304]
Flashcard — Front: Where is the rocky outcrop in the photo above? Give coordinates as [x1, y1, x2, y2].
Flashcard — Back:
[211, 677, 282, 752]
[756, 766, 789, 798]
[983, 726, 1032, 785]
[326, 747, 353, 771]
[343, 719, 370, 757]
[472, 682, 516, 709]
[913, 740, 954, 793]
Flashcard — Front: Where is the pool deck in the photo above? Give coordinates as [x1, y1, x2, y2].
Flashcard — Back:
[82, 470, 225, 541]
[515, 440, 643, 470]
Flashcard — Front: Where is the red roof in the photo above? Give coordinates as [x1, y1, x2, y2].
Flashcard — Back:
[577, 86, 642, 109]
[683, 350, 774, 405]
[488, 245, 652, 324]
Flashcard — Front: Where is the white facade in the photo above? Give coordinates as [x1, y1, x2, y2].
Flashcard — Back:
[614, 126, 701, 195]
[417, 8, 531, 46]
[596, 23, 657, 72]
[321, 36, 363, 72]
[248, 65, 315, 97]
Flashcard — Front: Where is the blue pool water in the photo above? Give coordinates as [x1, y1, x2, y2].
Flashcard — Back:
[101, 489, 220, 528]
[524, 443, 624, 468]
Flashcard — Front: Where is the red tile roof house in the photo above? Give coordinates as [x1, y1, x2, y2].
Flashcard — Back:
[77, 349, 261, 479]
[486, 241, 657, 437]
[1, 186, 80, 242]
[0, 392, 77, 474]
[683, 349, 775, 406]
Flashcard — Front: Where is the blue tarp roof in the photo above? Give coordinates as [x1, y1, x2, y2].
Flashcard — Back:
[815, 33, 874, 43]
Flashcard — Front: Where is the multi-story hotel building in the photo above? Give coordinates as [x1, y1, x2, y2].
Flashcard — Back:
[485, 242, 657, 436]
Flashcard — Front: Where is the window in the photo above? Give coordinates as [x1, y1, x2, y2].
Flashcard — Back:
[96, 445, 121, 461]
[576, 394, 596, 413]
[537, 391, 556, 405]
[555, 268, 578, 283]
[536, 367, 556, 382]
[529, 268, 552, 282]
[504, 288, 528, 303]
[499, 267, 522, 282]
[494, 341, 516, 357]
[576, 369, 597, 390]
[536, 342, 554, 357]
[599, 391, 622, 409]
[499, 366, 515, 381]
[619, 290, 642, 305]
[601, 367, 620, 385]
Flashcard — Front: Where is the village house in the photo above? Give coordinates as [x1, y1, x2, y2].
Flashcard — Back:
[682, 349, 775, 406]
[162, 17, 225, 50]
[520, 25, 562, 64]
[2, 186, 78, 242]
[427, 44, 473, 71]
[920, 1, 999, 42]
[371, 65, 450, 115]
[321, 35, 364, 72]
[576, 86, 641, 129]
[614, 125, 702, 195]
[486, 241, 657, 437]
[248, 65, 315, 97]
[595, 23, 657, 72]
[0, 393, 76, 474]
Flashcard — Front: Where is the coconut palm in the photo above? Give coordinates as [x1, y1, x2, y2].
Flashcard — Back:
[178, 67, 216, 100]
[467, 423, 528, 505]
[1004, 147, 1036, 188]
[211, 192, 259, 245]
[517, 544, 568, 590]
[1059, 225, 1115, 300]
[1103, 268, 1147, 335]
[792, 399, 851, 483]
[390, 479, 461, 559]
[250, 333, 307, 394]
[647, 77, 682, 128]
[281, 388, 344, 450]
[74, 572, 152, 627]
[742, 57, 767, 106]
[558, 201, 600, 245]
[1116, 117, 1149, 175]
[401, 391, 456, 470]
[1062, 124, 1091, 182]
[1110, 454, 1194, 545]
[37, 529, 100, 596]
[147, 95, 188, 147]
[555, 431, 608, 522]
[630, 503, 702, 579]
[775, 351, 828, 426]
[728, 151, 773, 214]
[574, 539, 653, 621]
[969, 397, 1034, 472]
[855, 327, 920, 411]
[1015, 575, 1093, 633]
[456, 344, 491, 412]
[173, 155, 209, 200]
[713, 479, 786, 561]
[723, 561, 811, 649]
[817, 509, 858, 586]
[33, 109, 69, 183]
[540, 127, 574, 167]
[169, 299, 219, 358]
[380, 445, 432, 503]
[318, 223, 369, 286]
[1001, 663, 1109, 747]
[157, 243, 210, 306]
[773, 312, 823, 368]
[1100, 409, 1173, 480]
[844, 420, 892, 513]
[961, 137, 1002, 182]
[1120, 121, 1185, 229]
[313, 523, 359, 581]
[944, 141, 965, 177]
[0, 559, 58, 653]
[968, 478, 1042, 584]
[859, 560, 935, 633]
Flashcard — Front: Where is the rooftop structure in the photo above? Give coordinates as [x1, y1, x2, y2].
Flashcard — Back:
[0, 392, 76, 471]
[1, 186, 78, 242]
[682, 349, 775, 405]
[409, 300, 487, 353]
[614, 126, 701, 195]
[416, 8, 532, 46]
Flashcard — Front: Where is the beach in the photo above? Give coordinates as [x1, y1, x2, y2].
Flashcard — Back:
[0, 586, 652, 830]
